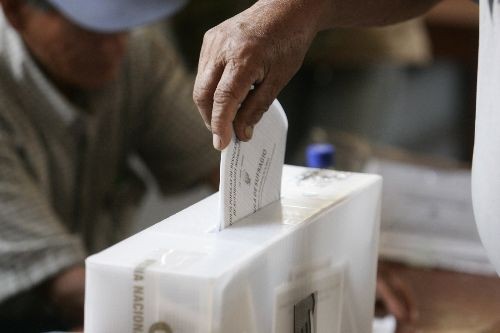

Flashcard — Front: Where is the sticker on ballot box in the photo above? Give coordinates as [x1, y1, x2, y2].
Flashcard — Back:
[219, 100, 288, 230]
[273, 263, 345, 333]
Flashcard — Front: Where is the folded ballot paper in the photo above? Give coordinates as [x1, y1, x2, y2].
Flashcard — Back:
[219, 100, 288, 230]
[85, 100, 382, 333]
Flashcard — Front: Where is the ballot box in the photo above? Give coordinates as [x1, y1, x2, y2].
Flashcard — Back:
[84, 165, 381, 333]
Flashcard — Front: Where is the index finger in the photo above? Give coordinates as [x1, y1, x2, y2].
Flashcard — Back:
[211, 60, 263, 150]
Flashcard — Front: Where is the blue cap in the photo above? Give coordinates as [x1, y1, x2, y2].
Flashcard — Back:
[306, 143, 335, 168]
[47, 0, 187, 32]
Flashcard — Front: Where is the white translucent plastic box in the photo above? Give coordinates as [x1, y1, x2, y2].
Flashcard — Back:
[85, 165, 382, 333]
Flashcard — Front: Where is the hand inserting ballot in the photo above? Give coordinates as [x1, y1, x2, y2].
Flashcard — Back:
[193, 0, 325, 150]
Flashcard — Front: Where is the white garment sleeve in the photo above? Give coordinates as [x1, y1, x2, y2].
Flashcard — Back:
[472, 0, 500, 275]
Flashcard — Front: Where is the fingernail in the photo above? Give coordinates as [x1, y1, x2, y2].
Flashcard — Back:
[244, 126, 254, 140]
[213, 134, 222, 150]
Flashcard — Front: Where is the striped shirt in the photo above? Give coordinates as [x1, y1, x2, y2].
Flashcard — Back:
[0, 15, 218, 302]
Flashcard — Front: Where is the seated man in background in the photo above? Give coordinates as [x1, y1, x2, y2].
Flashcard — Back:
[0, 0, 217, 331]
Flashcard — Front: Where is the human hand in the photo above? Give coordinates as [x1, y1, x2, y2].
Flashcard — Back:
[194, 0, 330, 150]
[47, 265, 86, 329]
[376, 262, 418, 332]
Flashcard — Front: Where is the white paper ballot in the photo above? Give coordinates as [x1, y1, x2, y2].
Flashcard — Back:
[472, 0, 500, 274]
[219, 100, 288, 230]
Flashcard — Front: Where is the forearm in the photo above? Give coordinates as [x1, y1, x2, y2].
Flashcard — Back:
[194, 0, 443, 150]
[326, 0, 442, 28]
[255, 0, 441, 34]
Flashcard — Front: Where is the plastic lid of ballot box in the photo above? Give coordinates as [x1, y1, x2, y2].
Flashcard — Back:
[85, 165, 381, 333]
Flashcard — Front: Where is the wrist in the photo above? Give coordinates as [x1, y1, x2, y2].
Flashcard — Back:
[248, 0, 329, 44]
[305, 0, 336, 32]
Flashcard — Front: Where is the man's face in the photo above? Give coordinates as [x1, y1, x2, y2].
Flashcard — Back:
[19, 4, 129, 89]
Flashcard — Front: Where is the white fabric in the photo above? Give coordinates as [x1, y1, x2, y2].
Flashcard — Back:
[472, 0, 500, 274]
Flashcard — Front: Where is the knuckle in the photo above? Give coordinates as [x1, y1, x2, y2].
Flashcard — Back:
[212, 106, 234, 123]
[233, 117, 247, 131]
[250, 109, 267, 124]
[252, 99, 272, 117]
[228, 50, 258, 72]
[193, 82, 214, 108]
[193, 88, 210, 106]
[213, 87, 238, 106]
[211, 108, 236, 134]
[202, 28, 216, 42]
[246, 103, 270, 124]
[193, 96, 212, 112]
[210, 117, 228, 136]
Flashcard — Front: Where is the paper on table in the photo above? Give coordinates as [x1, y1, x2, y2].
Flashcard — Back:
[365, 158, 496, 275]
[472, 0, 500, 274]
[218, 100, 288, 230]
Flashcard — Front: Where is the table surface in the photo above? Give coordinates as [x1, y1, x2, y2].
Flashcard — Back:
[383, 261, 500, 333]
